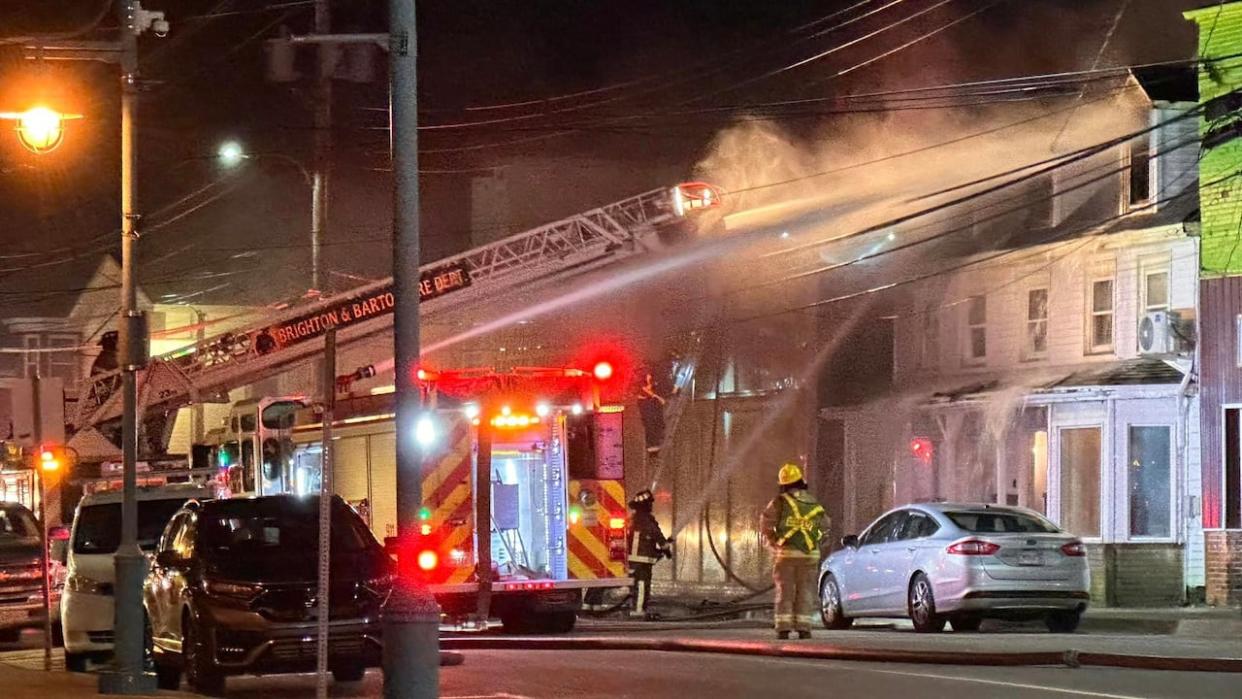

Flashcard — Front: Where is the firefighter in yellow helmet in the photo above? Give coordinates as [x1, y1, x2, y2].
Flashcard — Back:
[761, 463, 829, 639]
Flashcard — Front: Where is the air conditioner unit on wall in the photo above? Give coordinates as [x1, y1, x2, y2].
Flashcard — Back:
[1139, 310, 1180, 355]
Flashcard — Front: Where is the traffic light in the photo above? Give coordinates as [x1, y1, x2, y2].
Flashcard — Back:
[33, 444, 75, 477]
[40, 448, 59, 473]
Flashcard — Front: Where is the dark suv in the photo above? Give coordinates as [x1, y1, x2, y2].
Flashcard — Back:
[0, 502, 45, 643]
[144, 495, 393, 694]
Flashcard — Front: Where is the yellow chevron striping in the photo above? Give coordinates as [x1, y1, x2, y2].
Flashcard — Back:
[569, 525, 614, 567]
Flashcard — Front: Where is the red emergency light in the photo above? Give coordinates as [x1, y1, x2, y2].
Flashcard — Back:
[593, 361, 614, 381]
[910, 437, 934, 465]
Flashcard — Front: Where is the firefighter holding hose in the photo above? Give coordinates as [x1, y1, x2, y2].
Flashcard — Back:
[627, 489, 672, 619]
[762, 463, 829, 639]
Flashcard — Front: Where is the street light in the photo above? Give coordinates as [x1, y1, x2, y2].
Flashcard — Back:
[217, 139, 324, 290]
[217, 139, 245, 167]
[0, 106, 83, 154]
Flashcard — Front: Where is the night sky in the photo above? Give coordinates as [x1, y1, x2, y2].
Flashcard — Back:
[0, 1, 1212, 312]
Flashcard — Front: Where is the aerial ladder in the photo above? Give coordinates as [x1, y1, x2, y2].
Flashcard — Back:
[68, 182, 721, 457]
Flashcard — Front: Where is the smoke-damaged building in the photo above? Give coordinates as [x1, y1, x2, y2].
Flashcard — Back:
[816, 68, 1204, 606]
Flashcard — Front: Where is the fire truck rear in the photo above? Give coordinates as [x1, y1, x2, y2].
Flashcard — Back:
[280, 364, 629, 632]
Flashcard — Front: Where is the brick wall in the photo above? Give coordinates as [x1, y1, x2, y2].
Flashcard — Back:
[1087, 543, 1185, 607]
[1206, 531, 1242, 606]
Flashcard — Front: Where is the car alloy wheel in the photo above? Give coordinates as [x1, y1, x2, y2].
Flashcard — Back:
[184, 616, 225, 696]
[820, 575, 852, 630]
[908, 574, 945, 633]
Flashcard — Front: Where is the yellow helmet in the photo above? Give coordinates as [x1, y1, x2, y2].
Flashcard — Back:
[778, 463, 803, 486]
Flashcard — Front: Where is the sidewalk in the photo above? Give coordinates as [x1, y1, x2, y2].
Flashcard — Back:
[0, 661, 193, 699]
[619, 598, 1242, 637]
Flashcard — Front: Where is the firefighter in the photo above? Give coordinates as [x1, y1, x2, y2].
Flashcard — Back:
[761, 463, 829, 640]
[626, 489, 671, 618]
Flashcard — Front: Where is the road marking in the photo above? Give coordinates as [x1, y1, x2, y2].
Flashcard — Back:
[771, 658, 1151, 699]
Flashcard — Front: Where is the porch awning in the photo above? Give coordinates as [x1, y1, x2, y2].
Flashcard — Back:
[921, 359, 1185, 407]
[1041, 358, 1185, 389]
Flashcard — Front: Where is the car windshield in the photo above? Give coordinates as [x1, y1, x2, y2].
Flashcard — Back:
[946, 510, 1060, 534]
[73, 499, 190, 554]
[0, 506, 38, 539]
[198, 501, 372, 561]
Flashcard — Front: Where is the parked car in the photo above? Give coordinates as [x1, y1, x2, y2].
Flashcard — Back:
[819, 503, 1090, 633]
[0, 502, 52, 644]
[60, 484, 215, 671]
[145, 494, 392, 695]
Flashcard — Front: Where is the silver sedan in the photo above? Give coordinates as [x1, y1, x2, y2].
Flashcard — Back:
[818, 503, 1090, 633]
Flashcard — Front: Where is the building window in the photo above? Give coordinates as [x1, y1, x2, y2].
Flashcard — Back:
[1236, 315, 1242, 367]
[1089, 279, 1115, 353]
[1226, 408, 1242, 529]
[1143, 269, 1170, 314]
[1128, 426, 1171, 538]
[1060, 427, 1101, 537]
[21, 336, 40, 378]
[1127, 134, 1153, 208]
[920, 308, 939, 368]
[963, 295, 987, 364]
[1026, 288, 1049, 358]
[46, 334, 78, 384]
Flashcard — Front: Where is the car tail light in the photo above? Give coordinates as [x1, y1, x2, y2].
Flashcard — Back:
[1060, 541, 1086, 557]
[417, 550, 438, 571]
[946, 539, 1001, 556]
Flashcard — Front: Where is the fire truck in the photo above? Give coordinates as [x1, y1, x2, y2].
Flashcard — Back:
[66, 182, 721, 628]
[283, 366, 627, 631]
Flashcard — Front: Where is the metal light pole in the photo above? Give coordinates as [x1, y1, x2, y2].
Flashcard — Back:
[382, 0, 441, 697]
[99, 0, 155, 693]
[311, 0, 332, 292]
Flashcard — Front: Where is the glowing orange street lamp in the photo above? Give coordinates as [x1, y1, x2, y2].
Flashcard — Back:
[0, 106, 83, 154]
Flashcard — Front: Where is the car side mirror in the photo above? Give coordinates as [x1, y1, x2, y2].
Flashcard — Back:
[155, 550, 180, 567]
[841, 534, 859, 549]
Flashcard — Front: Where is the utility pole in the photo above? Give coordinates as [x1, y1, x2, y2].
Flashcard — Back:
[32, 375, 51, 673]
[382, 0, 441, 697]
[311, 0, 332, 291]
[315, 330, 336, 699]
[99, 0, 155, 693]
[192, 308, 205, 442]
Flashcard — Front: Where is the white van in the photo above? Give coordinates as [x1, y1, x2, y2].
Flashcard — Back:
[60, 484, 215, 671]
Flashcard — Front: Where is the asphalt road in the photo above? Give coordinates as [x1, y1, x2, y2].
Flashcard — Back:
[0, 648, 1218, 699]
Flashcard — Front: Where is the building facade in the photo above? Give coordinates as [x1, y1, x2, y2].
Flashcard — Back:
[1186, 2, 1242, 606]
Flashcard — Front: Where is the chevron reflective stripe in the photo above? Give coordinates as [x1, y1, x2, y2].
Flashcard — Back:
[421, 416, 474, 583]
[567, 480, 626, 580]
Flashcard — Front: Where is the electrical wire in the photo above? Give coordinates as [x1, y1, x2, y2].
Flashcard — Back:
[693, 0, 956, 101]
[0, 0, 112, 44]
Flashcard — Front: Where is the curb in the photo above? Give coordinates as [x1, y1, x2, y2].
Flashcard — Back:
[439, 636, 1242, 673]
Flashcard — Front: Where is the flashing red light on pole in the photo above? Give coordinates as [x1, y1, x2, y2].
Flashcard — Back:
[910, 437, 934, 466]
[593, 361, 614, 381]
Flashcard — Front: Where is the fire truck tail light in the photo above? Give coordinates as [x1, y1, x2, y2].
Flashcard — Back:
[501, 582, 555, 591]
[593, 361, 614, 381]
[420, 523, 432, 536]
[417, 550, 438, 571]
[608, 516, 626, 531]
